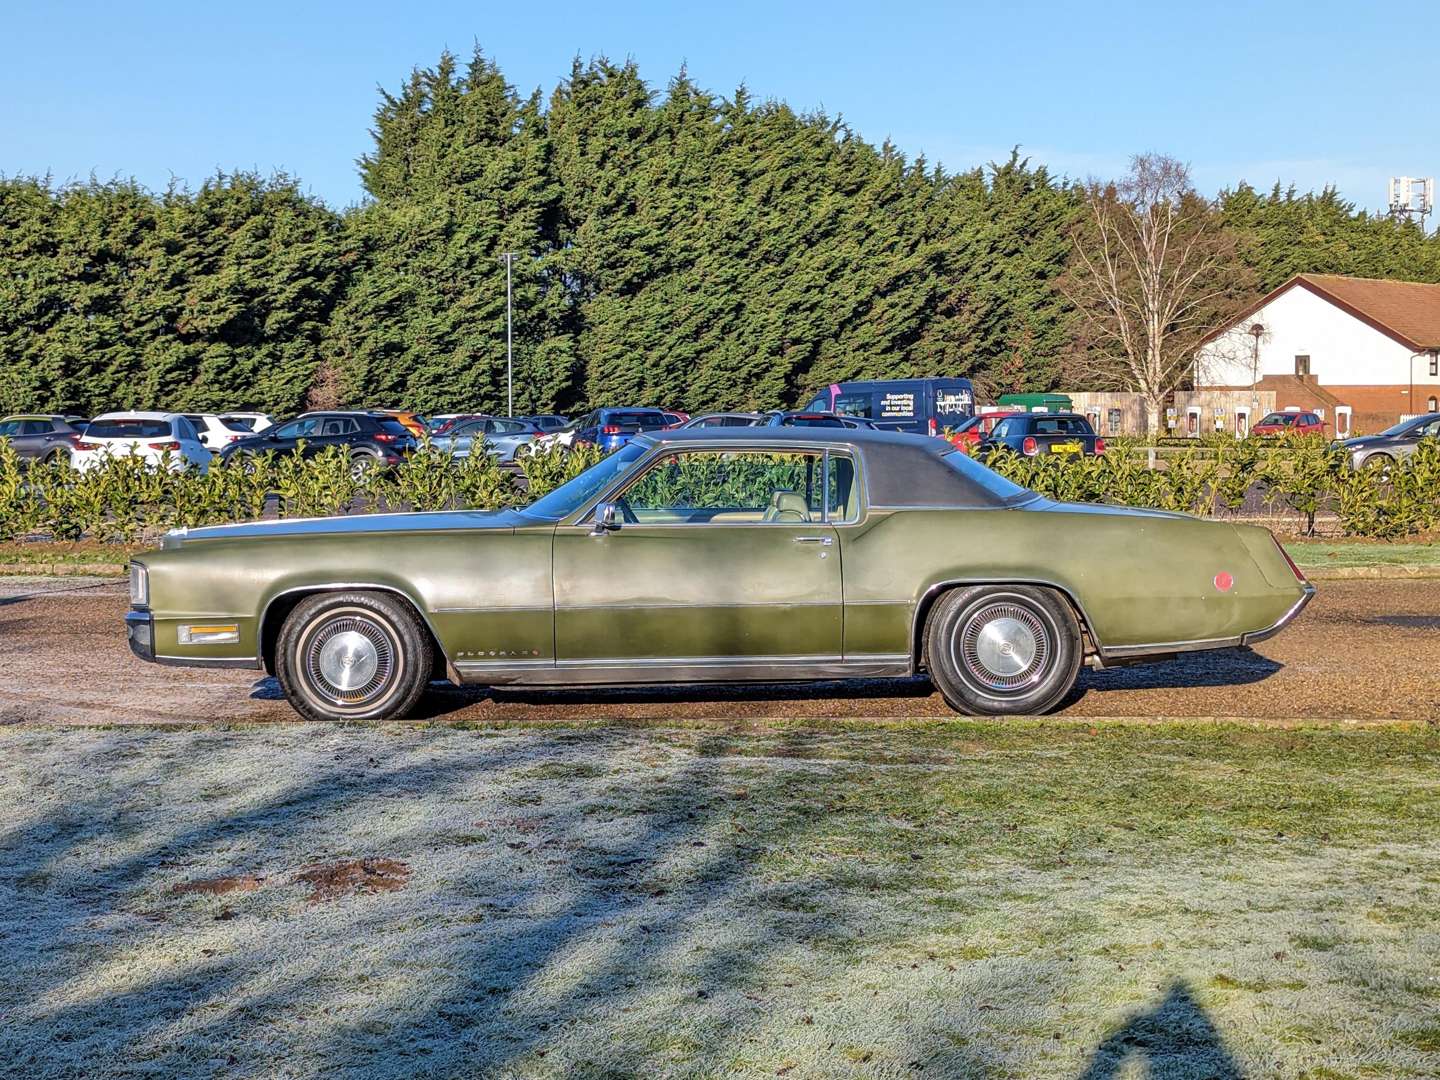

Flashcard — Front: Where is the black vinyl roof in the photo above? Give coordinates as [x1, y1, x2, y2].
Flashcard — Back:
[638, 426, 1030, 509]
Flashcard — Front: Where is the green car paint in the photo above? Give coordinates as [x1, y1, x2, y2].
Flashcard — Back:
[125, 429, 1313, 687]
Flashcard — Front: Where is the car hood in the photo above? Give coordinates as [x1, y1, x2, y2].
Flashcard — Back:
[165, 508, 530, 546]
[1338, 436, 1379, 448]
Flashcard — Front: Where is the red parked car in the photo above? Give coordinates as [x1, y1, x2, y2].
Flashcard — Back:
[1252, 411, 1325, 437]
[945, 411, 1025, 450]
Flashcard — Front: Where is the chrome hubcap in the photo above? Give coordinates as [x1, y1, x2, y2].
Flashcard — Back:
[303, 615, 396, 707]
[957, 602, 1049, 692]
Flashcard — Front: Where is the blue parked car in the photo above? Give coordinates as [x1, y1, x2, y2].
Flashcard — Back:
[572, 408, 673, 452]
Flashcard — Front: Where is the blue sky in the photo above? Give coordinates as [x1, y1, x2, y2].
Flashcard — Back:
[4, 0, 1433, 212]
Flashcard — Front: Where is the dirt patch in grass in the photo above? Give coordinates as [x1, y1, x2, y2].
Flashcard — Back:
[294, 857, 410, 902]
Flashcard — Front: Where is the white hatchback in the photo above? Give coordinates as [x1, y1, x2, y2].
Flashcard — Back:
[72, 412, 212, 472]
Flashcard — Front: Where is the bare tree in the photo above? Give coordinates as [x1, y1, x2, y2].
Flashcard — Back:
[1062, 154, 1253, 435]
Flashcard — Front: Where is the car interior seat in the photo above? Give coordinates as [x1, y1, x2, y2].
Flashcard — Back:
[762, 490, 811, 523]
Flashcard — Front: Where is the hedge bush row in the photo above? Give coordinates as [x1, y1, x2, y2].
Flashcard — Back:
[0, 442, 603, 544]
[2, 434, 1436, 543]
[978, 433, 1440, 539]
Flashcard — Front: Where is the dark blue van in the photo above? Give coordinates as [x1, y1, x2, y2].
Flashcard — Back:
[803, 378, 976, 437]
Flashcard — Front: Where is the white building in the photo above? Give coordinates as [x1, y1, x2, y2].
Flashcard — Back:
[1196, 273, 1440, 435]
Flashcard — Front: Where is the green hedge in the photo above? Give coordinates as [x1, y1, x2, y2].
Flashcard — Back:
[2, 435, 1436, 542]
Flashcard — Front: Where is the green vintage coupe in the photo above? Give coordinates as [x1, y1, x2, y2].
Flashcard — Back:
[125, 428, 1313, 720]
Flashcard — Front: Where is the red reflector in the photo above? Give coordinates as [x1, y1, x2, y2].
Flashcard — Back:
[1022, 436, 1038, 456]
[148, 441, 181, 451]
[1214, 571, 1234, 592]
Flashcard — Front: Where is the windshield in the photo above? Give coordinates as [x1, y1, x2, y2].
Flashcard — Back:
[1258, 413, 1294, 426]
[1376, 417, 1426, 436]
[522, 442, 649, 520]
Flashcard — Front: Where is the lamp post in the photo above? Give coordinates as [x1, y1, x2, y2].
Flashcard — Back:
[1247, 323, 1264, 436]
[499, 252, 518, 417]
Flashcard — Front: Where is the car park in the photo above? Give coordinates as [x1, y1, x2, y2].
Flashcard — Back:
[980, 412, 1105, 457]
[183, 413, 254, 452]
[1252, 411, 1325, 437]
[124, 426, 1312, 723]
[73, 412, 212, 472]
[803, 377, 976, 436]
[1337, 413, 1440, 472]
[219, 411, 417, 473]
[0, 414, 87, 463]
[681, 412, 766, 428]
[431, 415, 542, 463]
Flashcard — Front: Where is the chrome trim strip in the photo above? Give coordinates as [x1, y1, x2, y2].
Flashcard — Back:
[153, 654, 262, 670]
[431, 604, 553, 614]
[558, 599, 837, 612]
[554, 653, 844, 668]
[1241, 583, 1317, 647]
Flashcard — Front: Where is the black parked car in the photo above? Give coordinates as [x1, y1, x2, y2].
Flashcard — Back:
[0, 414, 86, 463]
[219, 411, 417, 473]
[764, 411, 879, 429]
[522, 414, 571, 432]
[979, 412, 1105, 457]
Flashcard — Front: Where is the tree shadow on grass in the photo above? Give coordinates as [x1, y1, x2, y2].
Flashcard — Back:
[1077, 981, 1243, 1079]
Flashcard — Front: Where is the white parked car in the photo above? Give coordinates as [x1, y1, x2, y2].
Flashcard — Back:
[220, 412, 277, 434]
[72, 412, 211, 473]
[183, 413, 253, 452]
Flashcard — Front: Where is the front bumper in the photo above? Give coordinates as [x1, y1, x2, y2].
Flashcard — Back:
[126, 609, 155, 662]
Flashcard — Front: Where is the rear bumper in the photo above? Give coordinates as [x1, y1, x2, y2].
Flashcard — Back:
[1098, 582, 1316, 661]
[1240, 582, 1317, 646]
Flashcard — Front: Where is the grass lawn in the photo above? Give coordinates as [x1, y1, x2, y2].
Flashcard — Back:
[2, 719, 1438, 1078]
[1283, 540, 1439, 570]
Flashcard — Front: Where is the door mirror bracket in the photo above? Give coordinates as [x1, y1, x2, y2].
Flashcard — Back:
[590, 502, 620, 536]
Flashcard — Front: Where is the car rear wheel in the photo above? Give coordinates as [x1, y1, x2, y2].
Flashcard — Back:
[1362, 452, 1394, 480]
[275, 591, 432, 722]
[925, 585, 1082, 716]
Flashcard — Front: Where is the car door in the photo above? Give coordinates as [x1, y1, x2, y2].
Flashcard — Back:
[553, 447, 843, 668]
[14, 419, 54, 459]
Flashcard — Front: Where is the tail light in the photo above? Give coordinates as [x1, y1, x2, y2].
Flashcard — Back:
[148, 441, 181, 451]
[601, 425, 621, 435]
[75, 440, 101, 451]
[1022, 436, 1038, 456]
[1095, 438, 1106, 455]
[66, 433, 83, 445]
[928, 418, 938, 437]
[1271, 531, 1308, 583]
[372, 432, 398, 443]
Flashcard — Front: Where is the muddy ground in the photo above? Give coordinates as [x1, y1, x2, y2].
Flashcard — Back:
[1, 577, 1437, 725]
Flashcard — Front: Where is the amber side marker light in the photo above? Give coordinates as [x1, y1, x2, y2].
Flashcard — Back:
[177, 624, 240, 645]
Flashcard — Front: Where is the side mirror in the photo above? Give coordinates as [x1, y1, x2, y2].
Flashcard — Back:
[591, 502, 619, 535]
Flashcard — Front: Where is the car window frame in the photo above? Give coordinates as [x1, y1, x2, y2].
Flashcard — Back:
[577, 443, 864, 528]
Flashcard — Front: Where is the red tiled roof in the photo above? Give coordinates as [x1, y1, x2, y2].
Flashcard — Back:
[1203, 273, 1440, 351]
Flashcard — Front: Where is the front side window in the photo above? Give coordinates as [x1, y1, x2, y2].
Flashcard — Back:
[275, 418, 320, 439]
[834, 393, 873, 418]
[618, 450, 827, 524]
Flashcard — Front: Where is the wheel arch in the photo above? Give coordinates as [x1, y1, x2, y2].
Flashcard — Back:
[258, 583, 451, 681]
[911, 578, 1096, 672]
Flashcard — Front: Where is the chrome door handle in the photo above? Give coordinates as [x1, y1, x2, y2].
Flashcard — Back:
[793, 536, 833, 546]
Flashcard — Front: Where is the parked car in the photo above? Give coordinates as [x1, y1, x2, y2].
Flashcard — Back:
[1338, 412, 1440, 473]
[426, 414, 469, 435]
[661, 410, 690, 427]
[681, 412, 766, 428]
[946, 411, 1025, 450]
[765, 411, 878, 429]
[569, 408, 673, 452]
[431, 416, 542, 463]
[802, 377, 976, 436]
[219, 411, 417, 474]
[72, 412, 211, 472]
[124, 427, 1314, 723]
[980, 413, 1105, 457]
[523, 414, 571, 432]
[378, 409, 429, 438]
[183, 413, 254, 452]
[0, 414, 86, 463]
[1252, 411, 1325, 437]
[219, 412, 276, 434]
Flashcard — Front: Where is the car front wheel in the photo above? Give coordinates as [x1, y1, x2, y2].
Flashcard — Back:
[275, 591, 432, 722]
[925, 585, 1082, 716]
